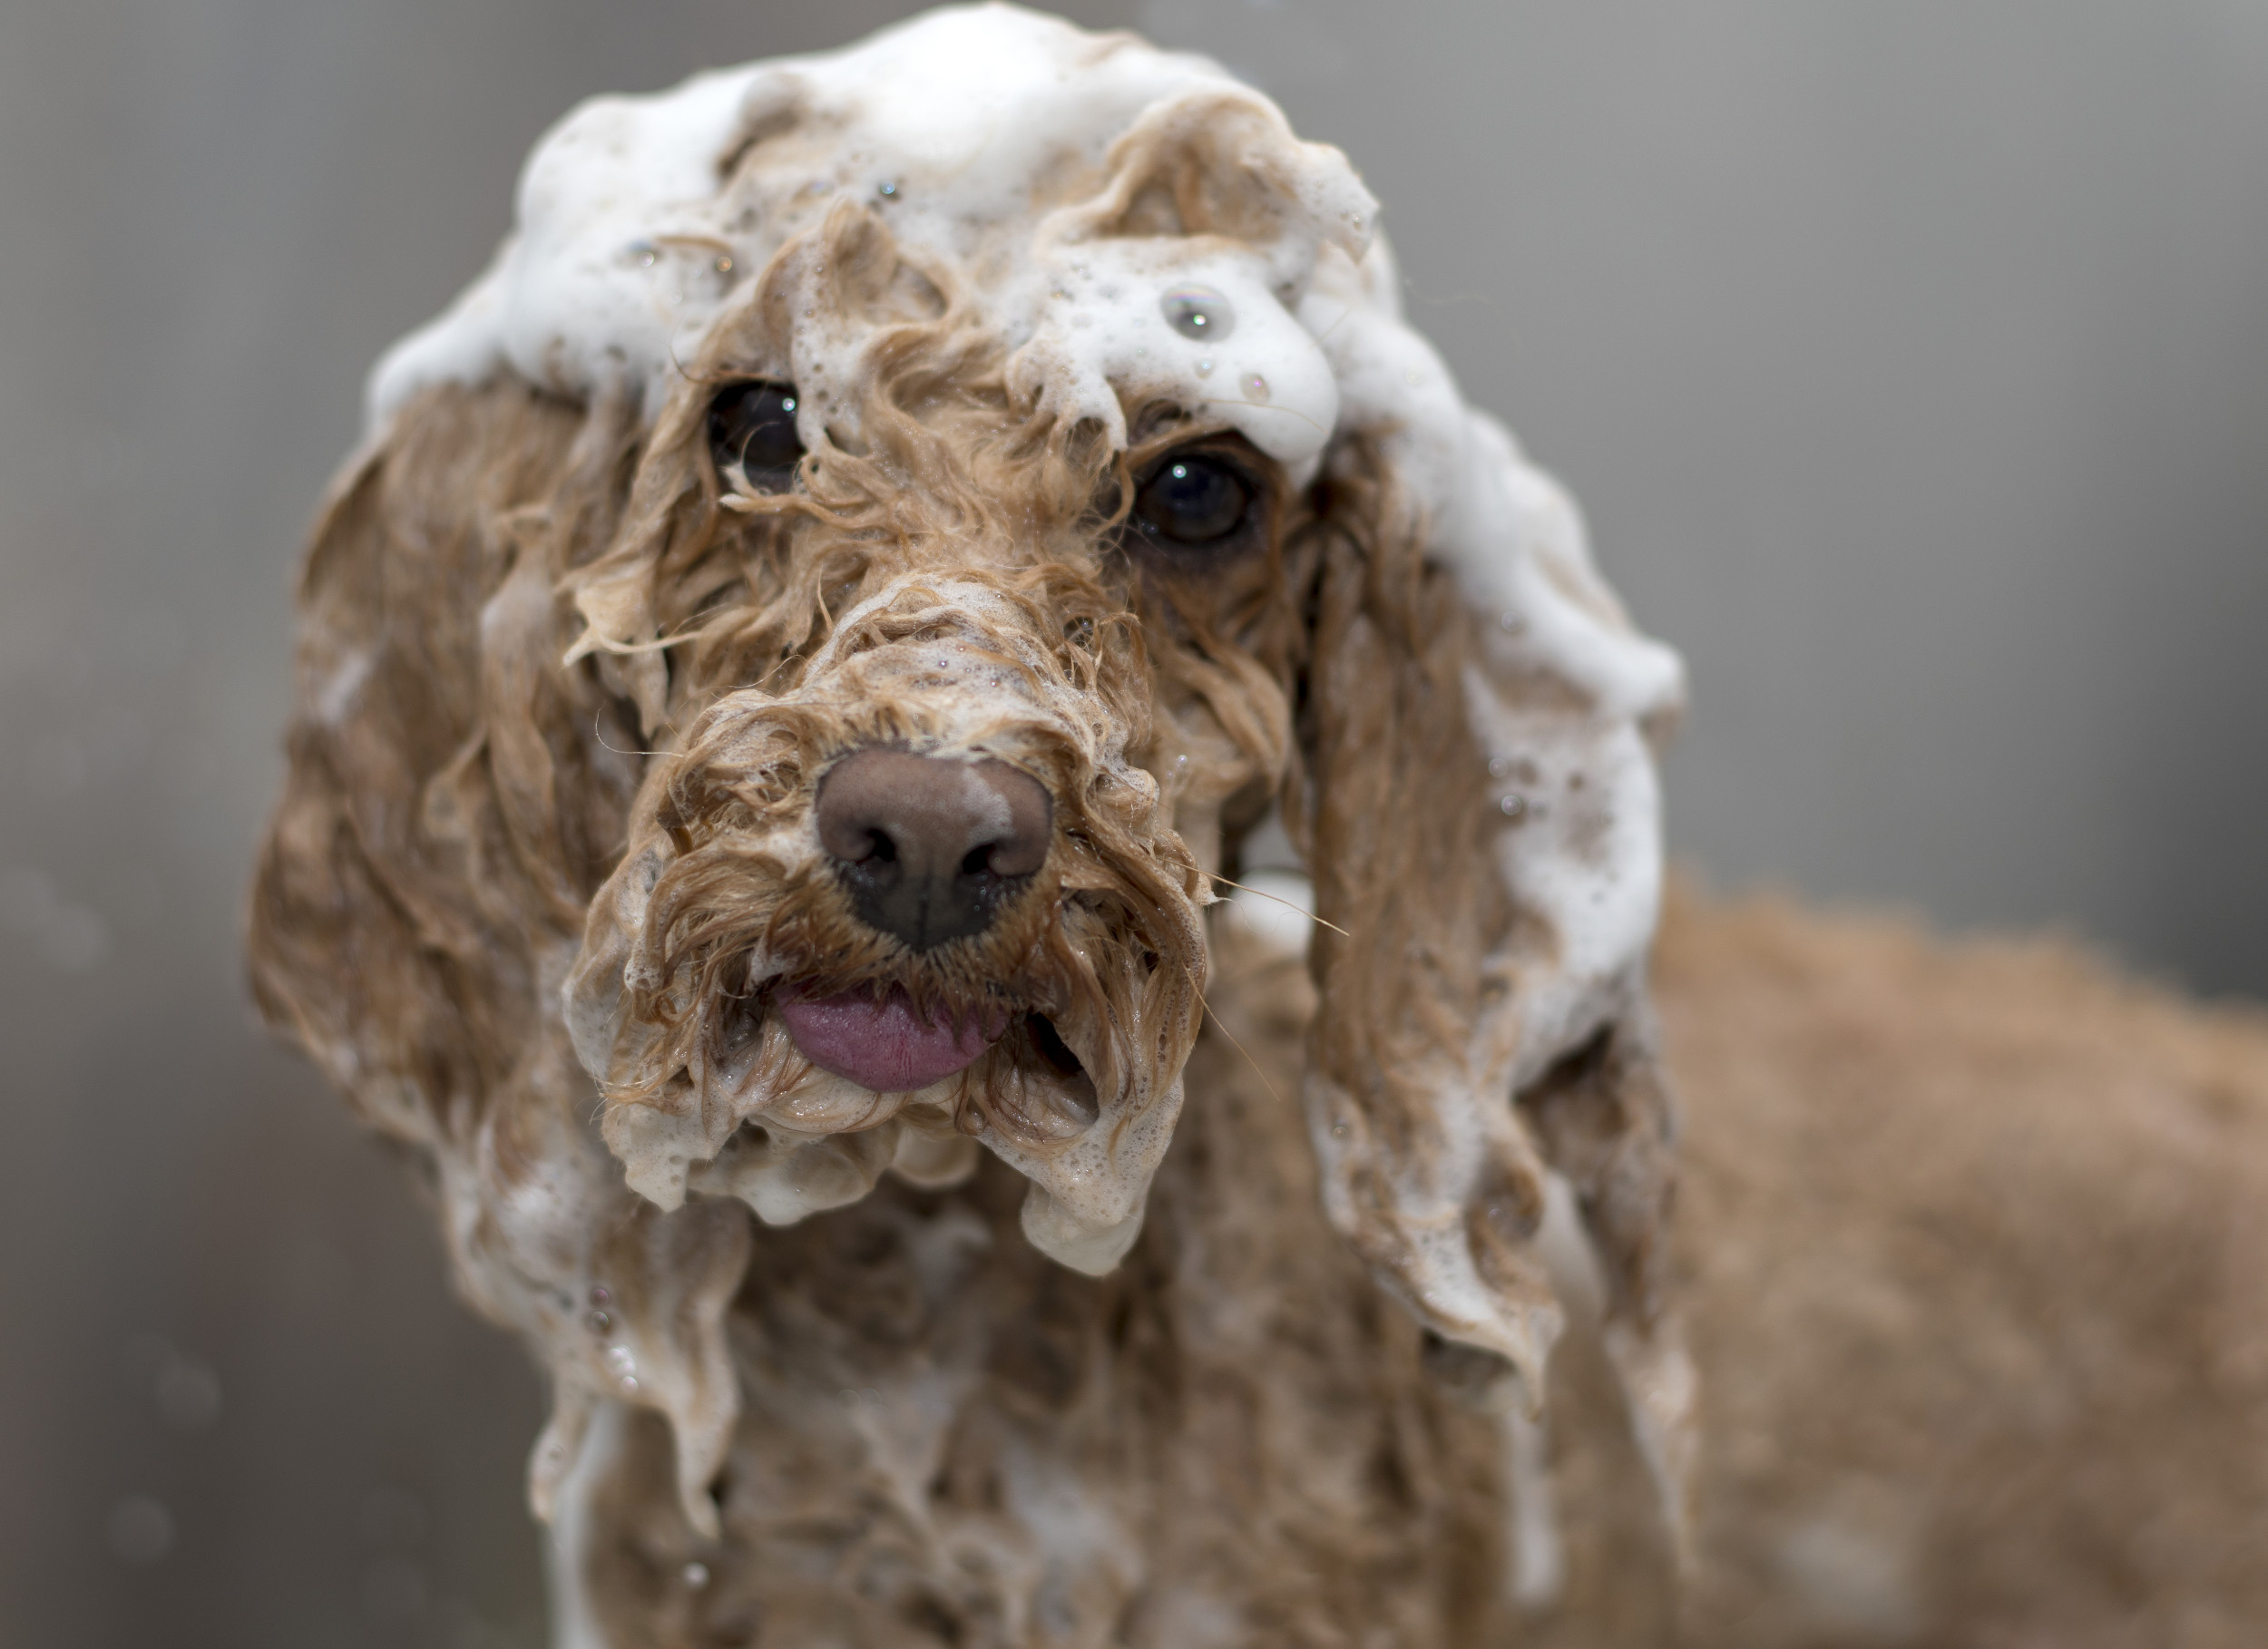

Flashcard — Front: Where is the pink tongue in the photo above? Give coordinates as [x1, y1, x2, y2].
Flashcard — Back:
[777, 990, 1002, 1093]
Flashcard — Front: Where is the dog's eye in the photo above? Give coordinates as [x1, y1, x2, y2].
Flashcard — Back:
[708, 380, 804, 490]
[1132, 455, 1253, 551]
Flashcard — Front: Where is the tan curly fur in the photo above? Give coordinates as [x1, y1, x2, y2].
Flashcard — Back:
[250, 23, 2268, 1644]
[249, 109, 1696, 1625]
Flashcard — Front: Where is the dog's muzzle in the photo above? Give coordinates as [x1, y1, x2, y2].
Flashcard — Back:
[815, 746, 1052, 951]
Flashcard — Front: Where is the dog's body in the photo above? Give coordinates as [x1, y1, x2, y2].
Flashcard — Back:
[248, 8, 2267, 1644]
[530, 893, 2268, 1647]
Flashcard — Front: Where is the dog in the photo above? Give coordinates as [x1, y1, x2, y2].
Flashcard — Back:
[249, 7, 2268, 1644]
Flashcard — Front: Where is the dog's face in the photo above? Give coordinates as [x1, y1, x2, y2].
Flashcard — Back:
[564, 354, 1311, 1273]
[261, 6, 1690, 1536]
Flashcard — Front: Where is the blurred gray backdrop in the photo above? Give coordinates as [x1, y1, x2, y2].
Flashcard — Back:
[4, 1, 2264, 1644]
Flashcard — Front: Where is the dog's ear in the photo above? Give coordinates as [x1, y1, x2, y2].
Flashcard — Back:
[249, 380, 752, 1537]
[1292, 393, 1690, 1486]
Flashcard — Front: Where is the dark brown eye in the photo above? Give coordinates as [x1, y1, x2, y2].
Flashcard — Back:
[707, 380, 804, 489]
[1131, 454, 1254, 551]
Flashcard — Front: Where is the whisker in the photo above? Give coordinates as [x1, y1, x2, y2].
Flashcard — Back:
[1308, 301, 1356, 346]
[591, 712, 690, 762]
[1195, 983, 1286, 1108]
[584, 621, 713, 656]
[1202, 871, 1348, 938]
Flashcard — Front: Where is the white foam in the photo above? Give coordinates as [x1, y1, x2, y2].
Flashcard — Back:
[371, 0, 1677, 697]
[368, 4, 1358, 475]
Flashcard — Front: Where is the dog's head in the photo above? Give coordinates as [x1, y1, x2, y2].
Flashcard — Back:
[288, 4, 1685, 1525]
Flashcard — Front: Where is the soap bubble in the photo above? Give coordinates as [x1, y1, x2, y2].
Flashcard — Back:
[1194, 358, 1216, 378]
[105, 1495, 174, 1565]
[1239, 373, 1270, 403]
[1160, 286, 1235, 343]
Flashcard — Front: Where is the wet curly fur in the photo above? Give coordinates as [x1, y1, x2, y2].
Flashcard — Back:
[246, 102, 2265, 1649]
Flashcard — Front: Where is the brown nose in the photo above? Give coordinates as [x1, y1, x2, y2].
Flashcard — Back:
[815, 748, 1053, 951]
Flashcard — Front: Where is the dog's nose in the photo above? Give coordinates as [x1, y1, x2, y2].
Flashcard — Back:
[816, 748, 1053, 951]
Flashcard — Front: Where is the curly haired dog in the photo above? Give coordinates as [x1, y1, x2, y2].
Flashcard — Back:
[249, 8, 2268, 1645]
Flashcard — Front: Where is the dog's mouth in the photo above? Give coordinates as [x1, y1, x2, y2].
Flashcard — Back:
[770, 981, 1094, 1107]
[774, 984, 1006, 1093]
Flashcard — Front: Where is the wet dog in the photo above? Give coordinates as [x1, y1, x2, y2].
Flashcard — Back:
[252, 7, 1715, 1643]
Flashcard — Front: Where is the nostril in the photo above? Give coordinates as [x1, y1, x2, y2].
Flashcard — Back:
[815, 746, 1055, 950]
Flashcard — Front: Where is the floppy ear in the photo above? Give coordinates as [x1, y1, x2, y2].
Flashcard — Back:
[1294, 395, 1693, 1510]
[248, 378, 753, 1537]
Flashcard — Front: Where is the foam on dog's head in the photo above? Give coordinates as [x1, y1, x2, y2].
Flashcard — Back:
[370, 4, 1361, 476]
[367, 5, 1671, 739]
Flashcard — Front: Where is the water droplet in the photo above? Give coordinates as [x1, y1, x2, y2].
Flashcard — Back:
[620, 1375, 640, 1395]
[713, 253, 734, 275]
[1499, 611, 1523, 634]
[626, 239, 660, 268]
[1160, 285, 1236, 343]
[588, 1284, 611, 1306]
[1331, 1121, 1351, 1138]
[584, 1310, 611, 1334]
[1500, 795, 1528, 819]
[105, 1495, 174, 1565]
[875, 179, 899, 199]
[683, 1561, 711, 1589]
[1488, 756, 1510, 779]
[605, 1345, 636, 1379]
[1240, 372, 1270, 403]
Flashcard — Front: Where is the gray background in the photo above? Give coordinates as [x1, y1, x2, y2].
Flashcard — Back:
[4, 2, 2264, 1643]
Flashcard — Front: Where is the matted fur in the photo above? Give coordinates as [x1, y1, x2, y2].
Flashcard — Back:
[250, 15, 1689, 1638]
